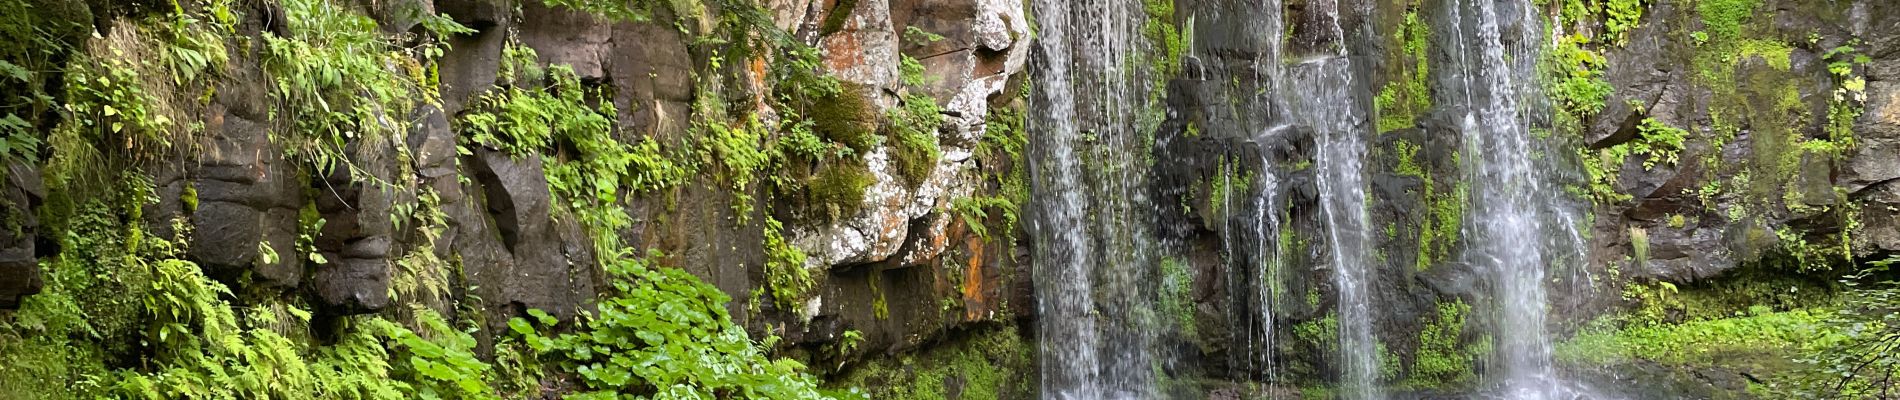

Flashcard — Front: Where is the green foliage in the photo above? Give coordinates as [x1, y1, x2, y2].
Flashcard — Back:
[827, 325, 1034, 400]
[902, 27, 946, 43]
[463, 43, 689, 252]
[1555, 308, 1827, 391]
[898, 54, 931, 87]
[888, 94, 944, 187]
[1206, 156, 1253, 217]
[954, 101, 1030, 243]
[1603, 0, 1646, 44]
[1416, 178, 1467, 272]
[5, 171, 514, 400]
[764, 217, 814, 311]
[1628, 118, 1686, 168]
[1393, 140, 1425, 179]
[1159, 257, 1197, 340]
[511, 249, 836, 399]
[1375, 12, 1431, 134]
[62, 43, 181, 156]
[1579, 117, 1684, 203]
[1785, 264, 1900, 398]
[1137, 0, 1186, 148]
[1543, 34, 1614, 118]
[0, 0, 94, 166]
[1402, 300, 1488, 390]
[541, 0, 656, 21]
[265, 0, 425, 177]
[1294, 313, 1340, 356]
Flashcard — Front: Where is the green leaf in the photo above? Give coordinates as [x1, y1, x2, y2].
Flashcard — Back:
[508, 317, 535, 335]
[0, 60, 25, 81]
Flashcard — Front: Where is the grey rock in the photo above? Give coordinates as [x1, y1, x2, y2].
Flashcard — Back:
[1845, 80, 1900, 192]
[520, 2, 612, 81]
[312, 257, 392, 313]
[0, 162, 44, 309]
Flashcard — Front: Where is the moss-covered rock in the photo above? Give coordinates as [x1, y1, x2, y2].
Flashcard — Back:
[813, 82, 883, 155]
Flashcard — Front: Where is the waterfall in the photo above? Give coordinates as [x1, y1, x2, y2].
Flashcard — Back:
[1284, 1, 1383, 397]
[1445, 0, 1590, 397]
[1027, 0, 1161, 398]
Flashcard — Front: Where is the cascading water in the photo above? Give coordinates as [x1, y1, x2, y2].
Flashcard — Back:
[1444, 0, 1590, 397]
[1027, 0, 1162, 398]
[1292, 58, 1382, 400]
[1280, 1, 1382, 397]
[1027, 0, 1631, 396]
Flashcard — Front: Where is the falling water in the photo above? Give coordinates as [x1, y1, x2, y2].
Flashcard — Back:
[1292, 58, 1381, 399]
[1027, 0, 1161, 398]
[1446, 0, 1588, 397]
[1278, 0, 1381, 397]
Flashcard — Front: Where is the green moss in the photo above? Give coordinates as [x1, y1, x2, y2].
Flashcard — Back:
[1554, 308, 1824, 390]
[889, 94, 944, 187]
[819, 0, 860, 35]
[812, 83, 881, 154]
[1696, 0, 1761, 42]
[1375, 12, 1431, 133]
[180, 183, 198, 213]
[828, 325, 1036, 400]
[808, 159, 875, 219]
[1159, 257, 1198, 341]
[1736, 39, 1793, 71]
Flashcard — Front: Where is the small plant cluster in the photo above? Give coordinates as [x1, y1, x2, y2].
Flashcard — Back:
[888, 93, 945, 188]
[1576, 116, 1685, 204]
[1374, 11, 1431, 134]
[1158, 257, 1198, 340]
[461, 42, 688, 251]
[950, 97, 1030, 243]
[1400, 300, 1489, 390]
[510, 249, 840, 399]
[1543, 34, 1614, 120]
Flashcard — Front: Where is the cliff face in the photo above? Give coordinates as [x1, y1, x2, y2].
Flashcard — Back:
[4, 0, 1900, 398]
[0, 0, 1034, 397]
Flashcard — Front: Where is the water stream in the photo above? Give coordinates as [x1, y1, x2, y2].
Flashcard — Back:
[1030, 0, 1594, 398]
[1027, 0, 1161, 398]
